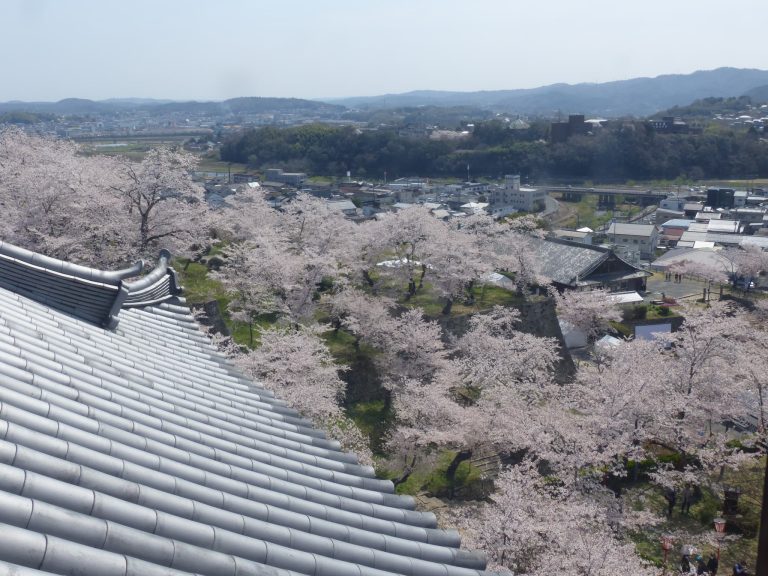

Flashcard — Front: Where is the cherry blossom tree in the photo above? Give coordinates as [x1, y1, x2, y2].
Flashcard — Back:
[357, 208, 544, 311]
[109, 146, 209, 258]
[324, 288, 397, 348]
[661, 302, 747, 458]
[566, 338, 676, 480]
[552, 287, 622, 343]
[446, 461, 660, 576]
[667, 259, 729, 285]
[215, 192, 357, 324]
[232, 325, 372, 465]
[0, 127, 211, 265]
[723, 244, 768, 289]
[565, 301, 757, 497]
[212, 239, 291, 345]
[0, 127, 122, 263]
[358, 206, 441, 297]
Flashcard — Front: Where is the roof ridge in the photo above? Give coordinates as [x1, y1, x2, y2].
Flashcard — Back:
[543, 236, 611, 253]
[0, 239, 145, 328]
[0, 240, 143, 285]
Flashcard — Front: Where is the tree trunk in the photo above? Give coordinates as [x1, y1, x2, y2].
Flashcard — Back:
[418, 263, 427, 289]
[442, 298, 453, 316]
[362, 269, 376, 290]
[140, 211, 150, 251]
[392, 455, 417, 487]
[464, 280, 475, 305]
[446, 449, 472, 499]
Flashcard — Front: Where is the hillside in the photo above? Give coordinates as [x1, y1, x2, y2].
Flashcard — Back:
[744, 84, 768, 103]
[327, 67, 768, 117]
[0, 96, 346, 117]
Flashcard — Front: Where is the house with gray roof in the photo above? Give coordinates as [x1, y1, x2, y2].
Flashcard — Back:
[606, 222, 659, 259]
[0, 240, 506, 576]
[529, 238, 649, 292]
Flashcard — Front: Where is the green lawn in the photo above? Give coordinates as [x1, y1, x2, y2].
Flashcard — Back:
[403, 282, 527, 317]
[174, 255, 278, 347]
[195, 158, 250, 174]
[321, 329, 362, 364]
[384, 450, 484, 497]
[346, 399, 392, 455]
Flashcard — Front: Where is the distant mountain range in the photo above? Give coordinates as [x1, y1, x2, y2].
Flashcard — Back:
[2, 68, 768, 120]
[325, 67, 768, 117]
[0, 96, 345, 117]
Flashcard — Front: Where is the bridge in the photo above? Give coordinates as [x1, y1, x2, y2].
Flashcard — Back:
[546, 186, 669, 206]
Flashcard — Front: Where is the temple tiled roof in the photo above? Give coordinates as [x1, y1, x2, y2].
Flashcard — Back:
[531, 238, 648, 288]
[0, 241, 506, 576]
[531, 238, 613, 286]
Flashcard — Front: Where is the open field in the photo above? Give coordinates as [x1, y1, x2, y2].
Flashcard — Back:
[80, 135, 192, 160]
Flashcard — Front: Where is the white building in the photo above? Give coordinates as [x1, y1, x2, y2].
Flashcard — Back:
[489, 174, 547, 216]
[551, 229, 593, 245]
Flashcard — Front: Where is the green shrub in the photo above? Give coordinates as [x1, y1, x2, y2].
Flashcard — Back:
[692, 487, 720, 525]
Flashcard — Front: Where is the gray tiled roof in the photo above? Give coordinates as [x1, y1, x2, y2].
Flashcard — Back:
[606, 223, 656, 237]
[530, 238, 611, 286]
[0, 241, 507, 576]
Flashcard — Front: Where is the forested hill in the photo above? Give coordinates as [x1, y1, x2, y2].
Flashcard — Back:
[327, 67, 768, 117]
[221, 121, 768, 182]
[653, 96, 758, 119]
[0, 96, 345, 116]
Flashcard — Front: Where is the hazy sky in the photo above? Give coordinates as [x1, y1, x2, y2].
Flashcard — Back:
[3, 0, 766, 102]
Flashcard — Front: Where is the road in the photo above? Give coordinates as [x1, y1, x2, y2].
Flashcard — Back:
[543, 195, 579, 226]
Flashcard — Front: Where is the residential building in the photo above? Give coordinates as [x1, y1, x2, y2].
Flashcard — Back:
[677, 231, 768, 249]
[706, 219, 741, 234]
[658, 219, 693, 246]
[731, 208, 766, 226]
[460, 202, 489, 215]
[682, 202, 705, 218]
[606, 222, 659, 259]
[659, 197, 687, 211]
[648, 116, 701, 134]
[264, 168, 307, 186]
[326, 199, 358, 217]
[0, 241, 498, 576]
[550, 228, 593, 245]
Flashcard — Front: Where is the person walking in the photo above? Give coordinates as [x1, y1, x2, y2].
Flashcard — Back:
[706, 553, 718, 575]
[681, 484, 692, 515]
[665, 488, 677, 517]
[680, 554, 691, 574]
